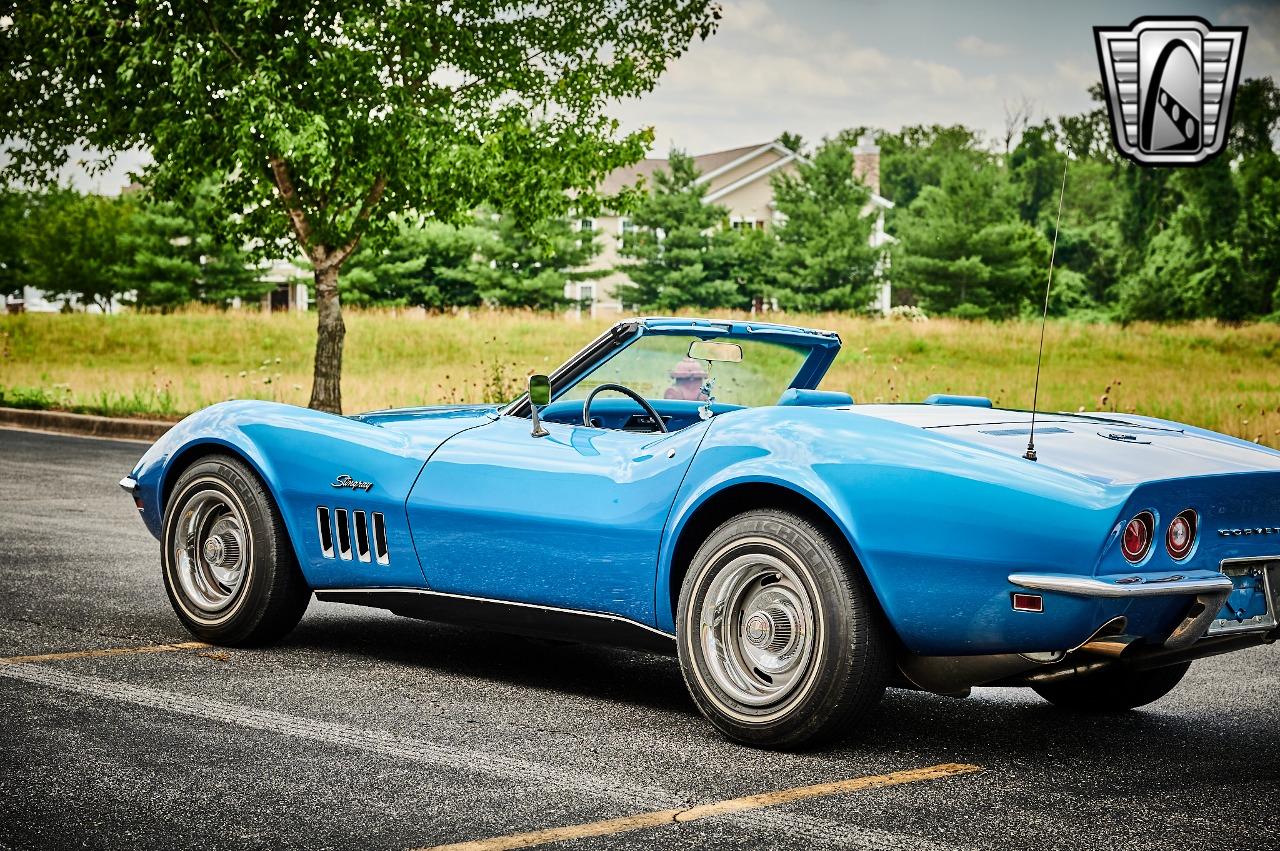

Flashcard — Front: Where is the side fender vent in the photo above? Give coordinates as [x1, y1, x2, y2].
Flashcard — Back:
[318, 506, 389, 565]
[317, 507, 334, 558]
[334, 508, 352, 560]
[353, 510, 371, 563]
[372, 512, 389, 565]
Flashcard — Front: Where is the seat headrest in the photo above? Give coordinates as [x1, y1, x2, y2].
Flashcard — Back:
[777, 388, 854, 407]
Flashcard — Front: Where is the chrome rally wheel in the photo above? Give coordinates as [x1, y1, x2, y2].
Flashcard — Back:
[171, 485, 251, 615]
[677, 509, 888, 749]
[698, 545, 819, 712]
[161, 454, 309, 646]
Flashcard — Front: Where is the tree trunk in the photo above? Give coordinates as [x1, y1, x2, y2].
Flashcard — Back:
[308, 263, 345, 413]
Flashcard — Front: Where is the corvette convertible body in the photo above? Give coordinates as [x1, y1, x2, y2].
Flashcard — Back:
[122, 317, 1280, 747]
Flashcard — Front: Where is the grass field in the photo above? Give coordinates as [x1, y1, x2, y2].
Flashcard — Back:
[3, 308, 1280, 447]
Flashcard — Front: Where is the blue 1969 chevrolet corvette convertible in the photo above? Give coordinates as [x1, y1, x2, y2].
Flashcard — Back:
[121, 317, 1280, 748]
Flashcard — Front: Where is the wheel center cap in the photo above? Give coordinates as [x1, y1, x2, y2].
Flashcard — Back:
[203, 536, 226, 566]
[744, 611, 773, 646]
[202, 532, 241, 570]
[745, 606, 794, 654]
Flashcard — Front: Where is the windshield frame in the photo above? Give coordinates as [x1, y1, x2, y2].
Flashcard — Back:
[503, 318, 840, 418]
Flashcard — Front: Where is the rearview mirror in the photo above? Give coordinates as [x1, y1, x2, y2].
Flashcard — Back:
[688, 340, 743, 363]
[528, 374, 551, 438]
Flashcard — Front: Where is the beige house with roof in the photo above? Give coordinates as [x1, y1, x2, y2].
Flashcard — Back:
[570, 135, 894, 314]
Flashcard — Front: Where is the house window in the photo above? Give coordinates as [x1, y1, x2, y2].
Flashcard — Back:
[577, 218, 596, 233]
[578, 283, 596, 305]
[730, 217, 764, 231]
[617, 217, 636, 243]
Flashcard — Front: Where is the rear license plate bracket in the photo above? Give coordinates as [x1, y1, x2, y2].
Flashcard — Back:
[1209, 559, 1279, 636]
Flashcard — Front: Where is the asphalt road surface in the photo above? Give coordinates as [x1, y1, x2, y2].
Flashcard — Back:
[2, 426, 1278, 851]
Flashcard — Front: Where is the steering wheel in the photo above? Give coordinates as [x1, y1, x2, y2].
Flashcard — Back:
[582, 383, 668, 433]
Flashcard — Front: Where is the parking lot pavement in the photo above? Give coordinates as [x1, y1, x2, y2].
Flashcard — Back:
[2, 426, 1278, 851]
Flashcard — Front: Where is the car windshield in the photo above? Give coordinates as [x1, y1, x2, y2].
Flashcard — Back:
[558, 333, 811, 408]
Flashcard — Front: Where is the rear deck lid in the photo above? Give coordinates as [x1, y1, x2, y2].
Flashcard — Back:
[849, 404, 1280, 485]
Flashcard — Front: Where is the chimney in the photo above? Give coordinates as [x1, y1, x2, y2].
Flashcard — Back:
[852, 133, 880, 196]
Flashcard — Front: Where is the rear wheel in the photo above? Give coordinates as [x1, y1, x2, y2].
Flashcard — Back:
[676, 509, 888, 749]
[161, 454, 310, 646]
[1032, 662, 1191, 712]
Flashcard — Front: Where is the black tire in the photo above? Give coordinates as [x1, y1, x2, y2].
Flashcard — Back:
[161, 454, 310, 646]
[676, 509, 889, 749]
[1032, 661, 1192, 712]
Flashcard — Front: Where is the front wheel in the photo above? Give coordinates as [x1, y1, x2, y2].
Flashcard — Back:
[676, 509, 889, 749]
[161, 454, 310, 646]
[1032, 661, 1191, 712]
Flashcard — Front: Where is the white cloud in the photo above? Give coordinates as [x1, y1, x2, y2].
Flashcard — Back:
[1220, 4, 1280, 80]
[956, 35, 1010, 59]
[609, 0, 1087, 156]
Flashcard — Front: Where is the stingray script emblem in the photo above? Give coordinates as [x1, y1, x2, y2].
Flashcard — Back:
[331, 474, 374, 492]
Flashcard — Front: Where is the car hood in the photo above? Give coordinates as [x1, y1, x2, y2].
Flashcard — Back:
[847, 404, 1280, 486]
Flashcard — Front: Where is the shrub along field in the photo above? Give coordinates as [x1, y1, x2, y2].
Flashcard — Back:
[2, 309, 1279, 448]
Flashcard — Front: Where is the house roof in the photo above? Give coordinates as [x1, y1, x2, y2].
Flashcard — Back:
[691, 143, 776, 177]
[597, 158, 670, 196]
[598, 141, 892, 209]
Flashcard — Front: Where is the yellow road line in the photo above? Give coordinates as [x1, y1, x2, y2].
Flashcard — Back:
[0, 641, 210, 664]
[413, 762, 981, 851]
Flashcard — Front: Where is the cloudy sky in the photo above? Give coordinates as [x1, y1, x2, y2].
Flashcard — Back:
[62, 0, 1280, 193]
[612, 0, 1280, 156]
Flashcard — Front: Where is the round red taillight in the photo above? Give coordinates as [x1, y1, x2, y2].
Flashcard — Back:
[1121, 511, 1154, 563]
[1166, 509, 1197, 560]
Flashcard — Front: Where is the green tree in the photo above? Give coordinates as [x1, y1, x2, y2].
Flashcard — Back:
[115, 186, 267, 309]
[1238, 151, 1280, 316]
[1232, 79, 1280, 316]
[1117, 221, 1251, 323]
[3, 0, 721, 412]
[767, 140, 879, 311]
[878, 125, 987, 214]
[719, 225, 778, 310]
[1119, 79, 1279, 324]
[342, 218, 486, 309]
[445, 211, 602, 310]
[1230, 77, 1280, 156]
[0, 191, 30, 300]
[775, 132, 807, 156]
[19, 189, 135, 312]
[1007, 124, 1130, 314]
[895, 158, 1048, 318]
[1057, 84, 1121, 163]
[617, 151, 739, 310]
[1008, 121, 1066, 225]
[115, 199, 203, 309]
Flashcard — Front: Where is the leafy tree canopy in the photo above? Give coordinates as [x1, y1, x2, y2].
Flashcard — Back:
[896, 156, 1048, 319]
[116, 182, 269, 310]
[443, 209, 604, 310]
[17, 189, 135, 312]
[768, 140, 879, 311]
[2, 0, 721, 410]
[617, 150, 738, 310]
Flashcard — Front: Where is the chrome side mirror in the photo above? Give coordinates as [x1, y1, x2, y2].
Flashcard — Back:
[528, 374, 551, 438]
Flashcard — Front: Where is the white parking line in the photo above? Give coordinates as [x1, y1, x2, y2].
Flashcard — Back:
[1, 661, 964, 850]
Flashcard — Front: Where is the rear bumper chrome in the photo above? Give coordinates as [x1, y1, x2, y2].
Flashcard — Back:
[1008, 572, 1234, 598]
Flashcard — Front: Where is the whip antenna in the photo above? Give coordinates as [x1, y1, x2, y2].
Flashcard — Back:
[1024, 159, 1069, 463]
